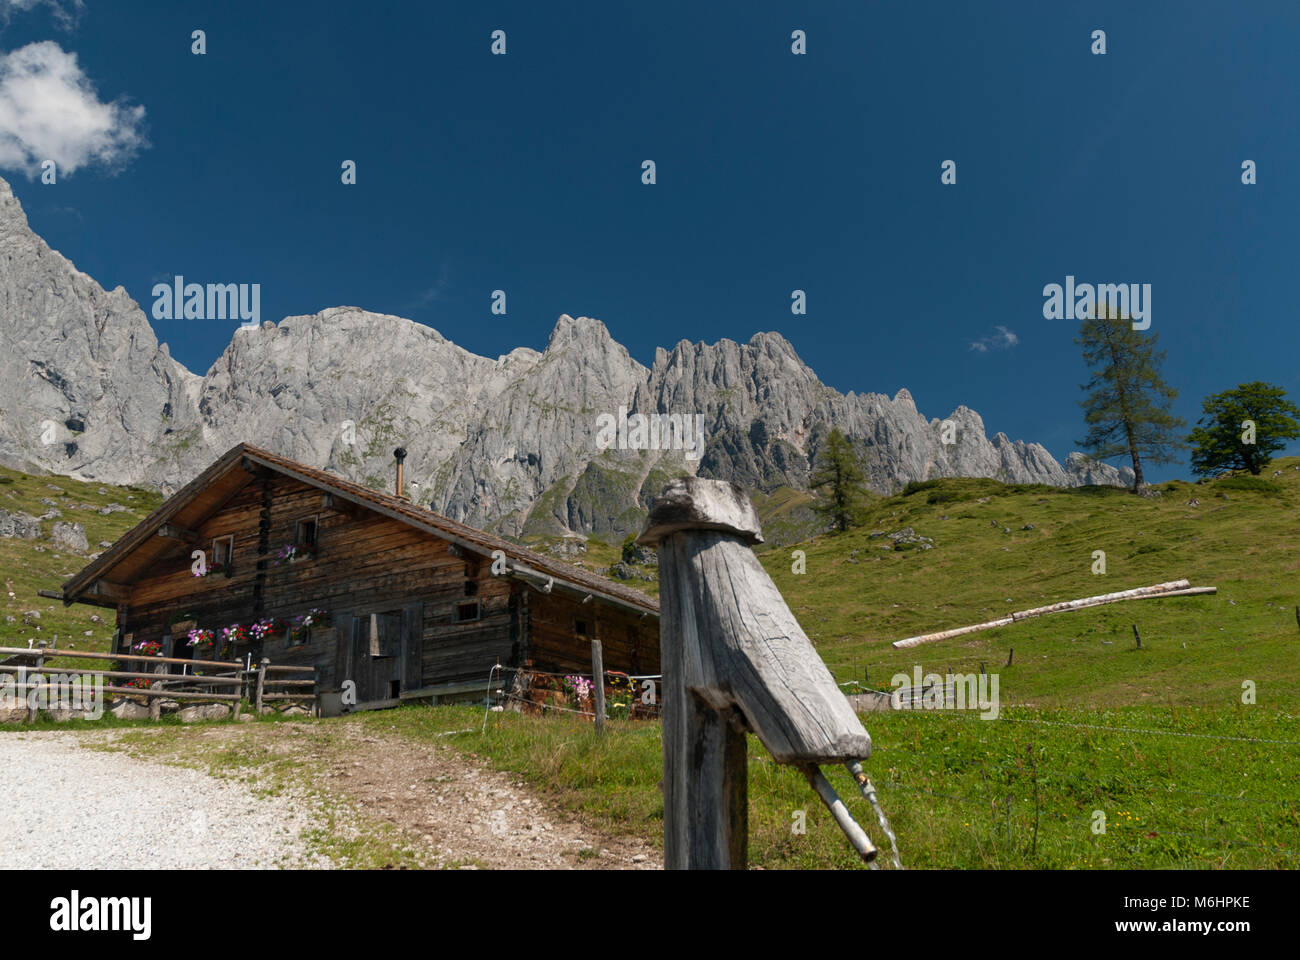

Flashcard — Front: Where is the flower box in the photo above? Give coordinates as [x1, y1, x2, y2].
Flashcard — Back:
[250, 617, 288, 643]
[273, 543, 314, 566]
[289, 608, 330, 643]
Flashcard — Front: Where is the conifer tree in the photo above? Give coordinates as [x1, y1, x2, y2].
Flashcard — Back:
[1075, 302, 1186, 491]
[809, 428, 867, 532]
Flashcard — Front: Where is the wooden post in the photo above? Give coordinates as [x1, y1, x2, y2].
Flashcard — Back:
[148, 657, 166, 721]
[27, 641, 46, 722]
[255, 659, 268, 716]
[1132, 624, 1142, 649]
[638, 477, 872, 870]
[591, 638, 606, 733]
[232, 664, 243, 720]
[1006, 647, 1014, 667]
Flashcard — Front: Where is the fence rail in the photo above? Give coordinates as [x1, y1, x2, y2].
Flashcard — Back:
[0, 645, 244, 669]
[0, 644, 316, 722]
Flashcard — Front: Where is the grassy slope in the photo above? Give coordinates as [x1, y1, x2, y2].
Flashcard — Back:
[0, 465, 163, 655]
[524, 534, 661, 598]
[762, 461, 1300, 710]
[748, 485, 827, 546]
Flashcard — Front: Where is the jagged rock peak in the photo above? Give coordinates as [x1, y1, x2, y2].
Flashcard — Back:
[546, 313, 617, 349]
[0, 173, 1134, 538]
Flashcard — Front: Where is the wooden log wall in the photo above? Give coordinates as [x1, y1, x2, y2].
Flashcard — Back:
[526, 589, 659, 677]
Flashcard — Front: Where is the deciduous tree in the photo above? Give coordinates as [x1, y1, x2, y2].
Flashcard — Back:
[1188, 382, 1300, 476]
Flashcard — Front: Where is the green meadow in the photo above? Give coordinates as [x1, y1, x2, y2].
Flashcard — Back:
[764, 463, 1300, 711]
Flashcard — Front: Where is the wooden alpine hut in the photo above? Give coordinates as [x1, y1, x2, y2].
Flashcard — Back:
[57, 443, 660, 710]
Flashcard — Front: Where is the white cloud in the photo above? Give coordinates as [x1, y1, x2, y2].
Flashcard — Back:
[969, 325, 1019, 353]
[0, 1, 84, 30]
[0, 41, 145, 178]
[409, 261, 454, 308]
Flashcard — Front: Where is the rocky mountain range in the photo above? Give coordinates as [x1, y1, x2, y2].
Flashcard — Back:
[0, 174, 1132, 542]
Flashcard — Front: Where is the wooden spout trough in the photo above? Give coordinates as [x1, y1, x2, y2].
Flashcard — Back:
[638, 477, 873, 869]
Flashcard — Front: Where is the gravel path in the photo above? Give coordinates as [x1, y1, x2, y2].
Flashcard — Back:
[0, 732, 331, 869]
[0, 722, 662, 870]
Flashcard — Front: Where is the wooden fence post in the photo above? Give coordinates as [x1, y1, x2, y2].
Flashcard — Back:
[255, 659, 269, 716]
[232, 663, 244, 720]
[591, 638, 606, 733]
[638, 478, 873, 870]
[27, 641, 46, 722]
[148, 658, 165, 721]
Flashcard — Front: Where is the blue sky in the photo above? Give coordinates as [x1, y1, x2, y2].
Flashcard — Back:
[2, 0, 1297, 480]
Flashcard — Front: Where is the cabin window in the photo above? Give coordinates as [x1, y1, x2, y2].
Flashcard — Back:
[574, 618, 589, 637]
[206, 530, 235, 574]
[295, 516, 319, 552]
[453, 600, 481, 623]
[211, 535, 235, 564]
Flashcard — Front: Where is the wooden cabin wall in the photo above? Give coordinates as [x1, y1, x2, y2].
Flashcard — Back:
[119, 472, 516, 691]
[116, 470, 659, 698]
[525, 589, 660, 676]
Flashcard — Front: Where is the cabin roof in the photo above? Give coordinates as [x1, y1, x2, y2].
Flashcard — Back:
[60, 443, 660, 616]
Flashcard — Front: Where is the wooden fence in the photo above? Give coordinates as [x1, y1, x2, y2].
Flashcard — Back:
[0, 644, 316, 721]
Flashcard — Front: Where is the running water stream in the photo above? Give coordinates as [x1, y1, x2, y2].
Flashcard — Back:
[847, 761, 904, 869]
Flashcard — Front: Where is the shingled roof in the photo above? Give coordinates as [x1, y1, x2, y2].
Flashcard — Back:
[61, 443, 660, 616]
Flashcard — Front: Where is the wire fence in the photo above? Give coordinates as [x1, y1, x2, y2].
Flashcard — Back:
[479, 663, 663, 722]
[478, 662, 1295, 866]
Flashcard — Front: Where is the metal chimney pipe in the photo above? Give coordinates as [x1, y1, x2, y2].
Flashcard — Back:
[394, 447, 407, 499]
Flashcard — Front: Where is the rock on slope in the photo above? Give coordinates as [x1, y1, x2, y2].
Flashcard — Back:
[0, 174, 1131, 540]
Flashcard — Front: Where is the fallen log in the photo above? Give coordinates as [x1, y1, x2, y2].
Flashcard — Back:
[892, 579, 1215, 649]
[1132, 586, 1217, 600]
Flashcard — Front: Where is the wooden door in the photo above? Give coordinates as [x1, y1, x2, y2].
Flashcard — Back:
[332, 606, 423, 703]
